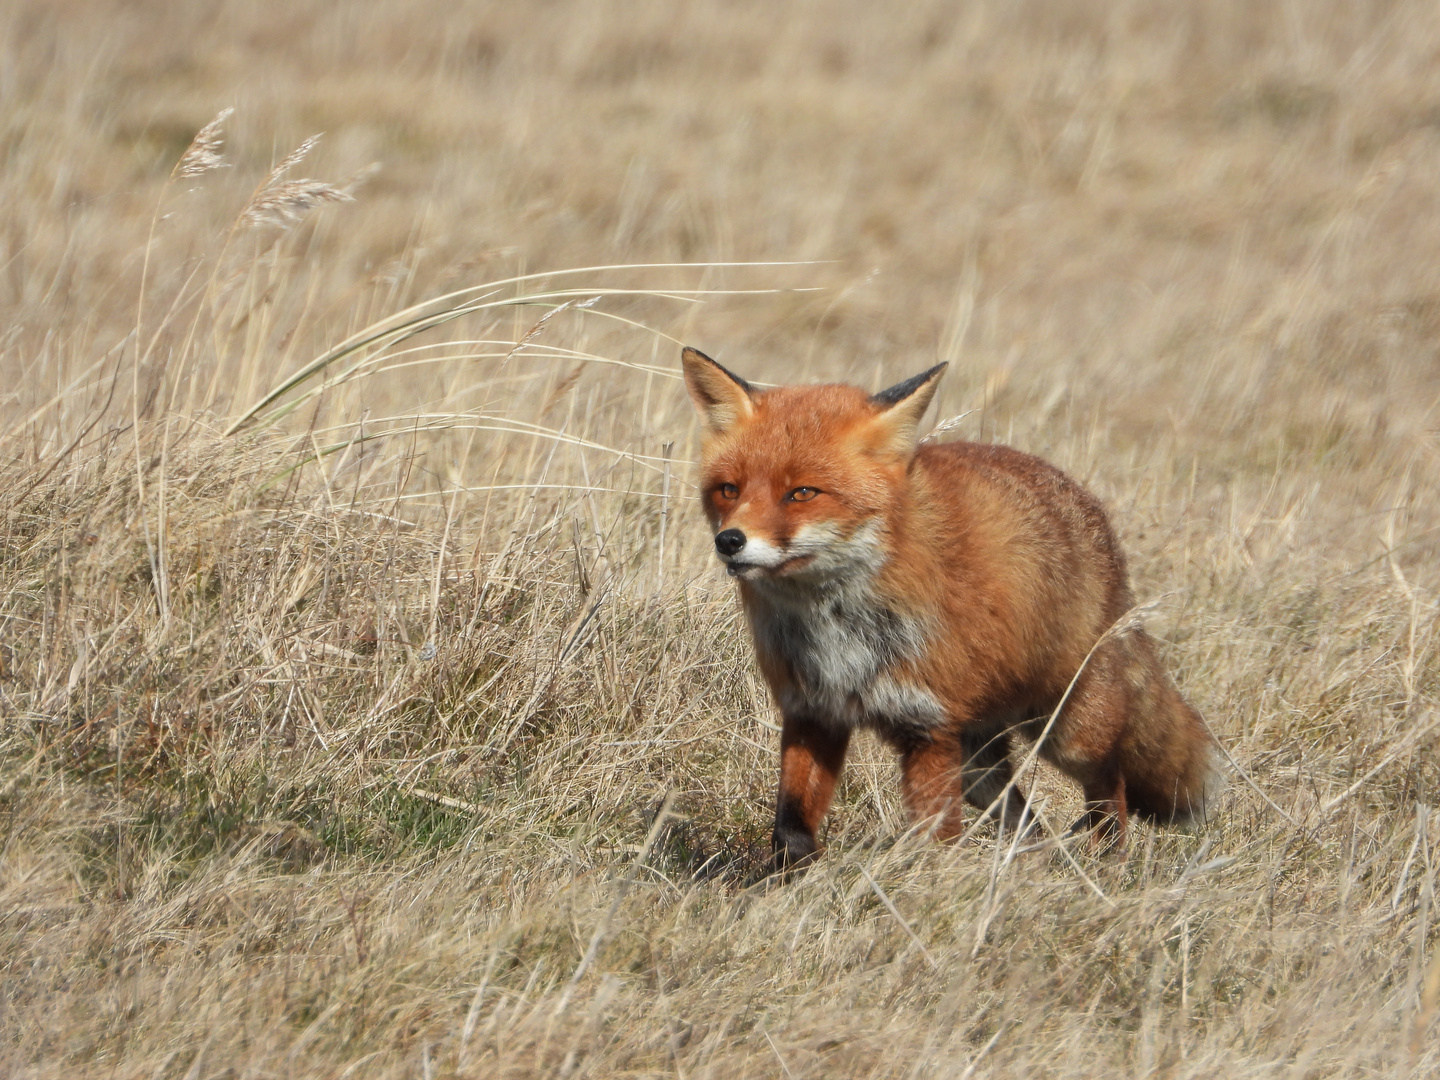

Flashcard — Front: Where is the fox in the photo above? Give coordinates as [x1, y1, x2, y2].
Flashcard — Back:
[681, 346, 1221, 869]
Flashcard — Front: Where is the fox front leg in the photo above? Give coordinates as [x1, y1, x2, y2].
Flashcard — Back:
[772, 715, 850, 872]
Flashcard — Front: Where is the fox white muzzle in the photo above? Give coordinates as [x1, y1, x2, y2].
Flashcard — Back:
[713, 528, 790, 577]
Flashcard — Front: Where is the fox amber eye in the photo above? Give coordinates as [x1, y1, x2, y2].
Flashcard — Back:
[718, 483, 740, 500]
[788, 487, 820, 502]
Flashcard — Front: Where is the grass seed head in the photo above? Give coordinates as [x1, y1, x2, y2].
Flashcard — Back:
[171, 106, 234, 181]
[242, 178, 356, 227]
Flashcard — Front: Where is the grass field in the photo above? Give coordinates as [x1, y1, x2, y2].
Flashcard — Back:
[3, 1, 1440, 1076]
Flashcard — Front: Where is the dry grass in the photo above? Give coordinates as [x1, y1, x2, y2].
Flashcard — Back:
[3, 1, 1440, 1076]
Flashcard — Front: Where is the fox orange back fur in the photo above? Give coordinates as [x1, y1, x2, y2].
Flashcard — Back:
[682, 346, 1221, 869]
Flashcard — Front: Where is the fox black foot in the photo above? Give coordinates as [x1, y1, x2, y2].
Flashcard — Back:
[770, 825, 820, 876]
[1068, 811, 1125, 852]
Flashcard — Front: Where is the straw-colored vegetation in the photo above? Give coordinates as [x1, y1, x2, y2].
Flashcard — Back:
[3, 1, 1440, 1076]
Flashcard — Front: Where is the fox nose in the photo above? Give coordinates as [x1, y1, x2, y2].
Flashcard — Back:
[714, 528, 747, 557]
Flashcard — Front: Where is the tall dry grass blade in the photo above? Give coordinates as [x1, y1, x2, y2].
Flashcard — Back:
[857, 866, 938, 970]
[553, 791, 675, 1018]
[1319, 712, 1440, 818]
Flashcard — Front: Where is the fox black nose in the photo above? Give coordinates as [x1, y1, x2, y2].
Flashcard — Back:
[715, 528, 746, 557]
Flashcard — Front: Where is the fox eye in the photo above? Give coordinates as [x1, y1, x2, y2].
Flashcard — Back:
[718, 483, 740, 500]
[787, 487, 821, 502]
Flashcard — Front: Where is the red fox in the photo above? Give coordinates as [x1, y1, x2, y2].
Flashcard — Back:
[681, 347, 1221, 868]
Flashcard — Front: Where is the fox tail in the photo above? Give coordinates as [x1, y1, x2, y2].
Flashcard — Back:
[1117, 633, 1225, 825]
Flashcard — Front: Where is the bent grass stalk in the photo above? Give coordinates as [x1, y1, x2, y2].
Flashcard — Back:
[223, 276, 821, 436]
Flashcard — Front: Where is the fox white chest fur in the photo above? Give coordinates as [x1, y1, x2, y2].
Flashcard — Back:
[744, 563, 945, 735]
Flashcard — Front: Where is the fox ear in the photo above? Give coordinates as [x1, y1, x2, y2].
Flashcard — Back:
[869, 363, 947, 454]
[682, 346, 755, 434]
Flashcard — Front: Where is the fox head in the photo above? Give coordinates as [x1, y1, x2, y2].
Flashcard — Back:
[682, 346, 945, 584]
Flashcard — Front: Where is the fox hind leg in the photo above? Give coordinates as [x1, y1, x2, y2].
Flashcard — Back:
[1075, 770, 1128, 850]
[1049, 630, 1219, 848]
[960, 724, 1037, 839]
[1040, 645, 1133, 849]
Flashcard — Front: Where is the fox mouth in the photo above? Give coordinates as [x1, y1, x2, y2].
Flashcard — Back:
[725, 554, 815, 578]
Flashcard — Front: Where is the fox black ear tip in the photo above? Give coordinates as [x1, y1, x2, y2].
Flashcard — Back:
[872, 363, 948, 407]
[682, 345, 714, 364]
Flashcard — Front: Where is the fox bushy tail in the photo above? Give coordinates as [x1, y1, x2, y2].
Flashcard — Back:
[1116, 632, 1224, 824]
